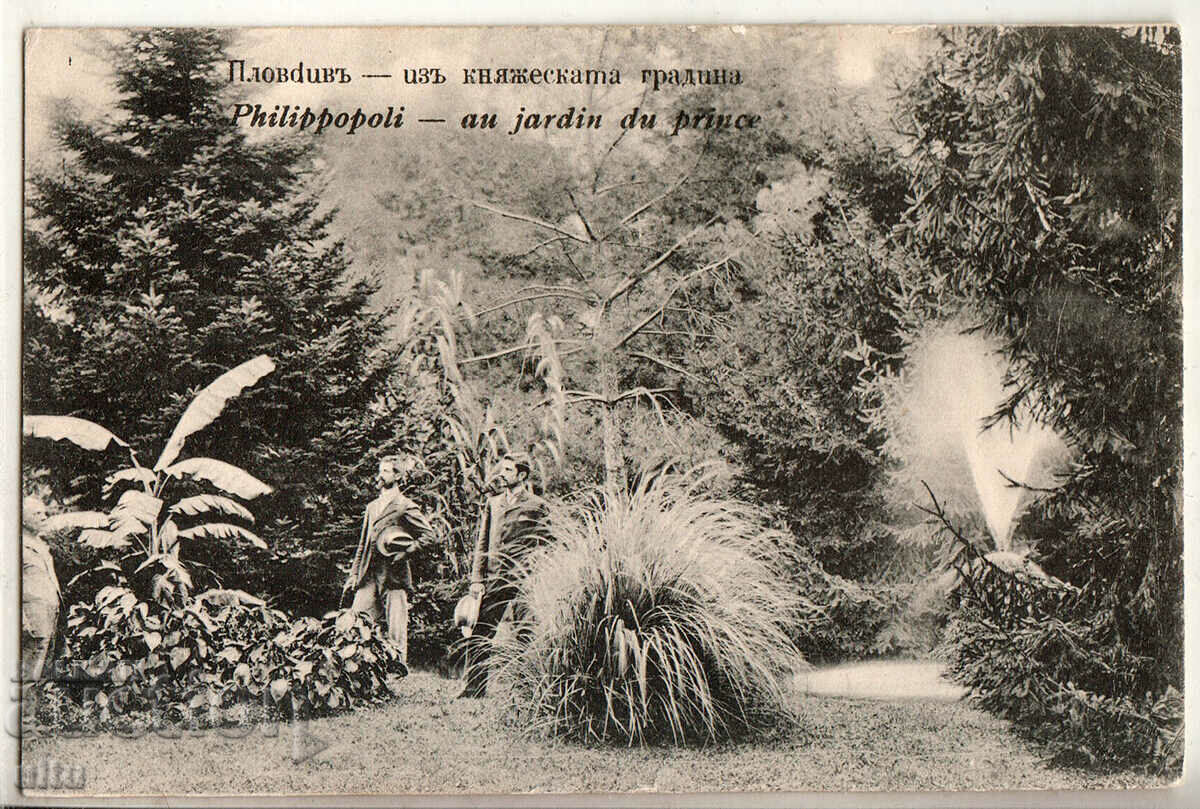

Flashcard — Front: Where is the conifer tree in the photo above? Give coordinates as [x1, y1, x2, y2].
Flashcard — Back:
[894, 26, 1182, 768]
[23, 29, 412, 611]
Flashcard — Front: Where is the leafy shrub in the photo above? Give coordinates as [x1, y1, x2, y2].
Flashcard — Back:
[939, 550, 1183, 775]
[27, 586, 405, 734]
[270, 610, 406, 715]
[493, 471, 807, 745]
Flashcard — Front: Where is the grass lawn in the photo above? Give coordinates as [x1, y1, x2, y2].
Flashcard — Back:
[21, 671, 1168, 796]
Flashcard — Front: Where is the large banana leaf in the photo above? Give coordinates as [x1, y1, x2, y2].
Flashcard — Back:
[169, 494, 254, 522]
[111, 489, 164, 527]
[79, 528, 133, 549]
[176, 522, 267, 549]
[159, 519, 179, 553]
[42, 510, 110, 532]
[23, 415, 128, 452]
[103, 467, 157, 496]
[154, 355, 275, 471]
[165, 458, 273, 500]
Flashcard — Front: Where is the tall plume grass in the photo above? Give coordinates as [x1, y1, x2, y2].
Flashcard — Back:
[492, 467, 807, 745]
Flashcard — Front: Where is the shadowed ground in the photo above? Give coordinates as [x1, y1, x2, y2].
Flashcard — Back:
[20, 671, 1165, 795]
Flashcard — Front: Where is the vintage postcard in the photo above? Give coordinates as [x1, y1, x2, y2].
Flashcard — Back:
[11, 24, 1184, 801]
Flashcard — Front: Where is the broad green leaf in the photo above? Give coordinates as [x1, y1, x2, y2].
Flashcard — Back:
[103, 466, 157, 496]
[159, 519, 179, 552]
[169, 494, 253, 522]
[79, 528, 132, 549]
[154, 355, 276, 471]
[96, 586, 127, 606]
[112, 489, 163, 527]
[170, 646, 192, 670]
[184, 602, 217, 632]
[85, 652, 110, 678]
[23, 415, 128, 452]
[139, 554, 193, 592]
[270, 678, 289, 702]
[160, 555, 194, 590]
[165, 458, 273, 500]
[42, 510, 110, 532]
[111, 661, 133, 686]
[176, 522, 267, 549]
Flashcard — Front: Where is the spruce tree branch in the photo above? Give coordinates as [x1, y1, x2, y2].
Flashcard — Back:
[614, 174, 689, 231]
[591, 82, 647, 193]
[475, 291, 588, 318]
[624, 350, 703, 384]
[612, 385, 676, 404]
[461, 340, 583, 365]
[566, 190, 598, 242]
[516, 235, 573, 260]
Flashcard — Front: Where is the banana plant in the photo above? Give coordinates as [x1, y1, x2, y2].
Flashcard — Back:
[25, 355, 276, 604]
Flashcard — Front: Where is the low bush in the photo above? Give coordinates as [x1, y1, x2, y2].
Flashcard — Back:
[493, 471, 807, 746]
[273, 610, 405, 715]
[26, 585, 406, 734]
[939, 552, 1183, 775]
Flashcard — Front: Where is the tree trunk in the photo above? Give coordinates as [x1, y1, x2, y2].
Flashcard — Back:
[599, 362, 627, 494]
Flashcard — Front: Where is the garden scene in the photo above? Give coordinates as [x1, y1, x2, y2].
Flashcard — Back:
[19, 25, 1182, 794]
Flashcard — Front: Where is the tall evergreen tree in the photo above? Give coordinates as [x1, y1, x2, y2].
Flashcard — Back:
[893, 26, 1182, 768]
[23, 29, 408, 611]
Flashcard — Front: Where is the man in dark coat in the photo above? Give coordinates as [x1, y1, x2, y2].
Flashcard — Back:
[344, 454, 432, 664]
[454, 454, 545, 698]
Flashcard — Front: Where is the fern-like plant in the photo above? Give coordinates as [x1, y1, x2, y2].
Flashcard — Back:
[25, 355, 276, 604]
[492, 467, 807, 745]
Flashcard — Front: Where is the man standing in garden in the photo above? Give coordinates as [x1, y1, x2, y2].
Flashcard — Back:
[344, 454, 431, 665]
[21, 495, 59, 684]
[455, 453, 545, 698]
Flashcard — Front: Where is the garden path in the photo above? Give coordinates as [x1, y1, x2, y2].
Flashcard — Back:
[794, 659, 967, 702]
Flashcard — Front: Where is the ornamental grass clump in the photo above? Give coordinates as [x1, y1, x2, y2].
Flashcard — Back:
[493, 469, 807, 746]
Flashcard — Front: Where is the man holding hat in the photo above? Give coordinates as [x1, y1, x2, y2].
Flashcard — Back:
[455, 452, 545, 698]
[344, 453, 431, 665]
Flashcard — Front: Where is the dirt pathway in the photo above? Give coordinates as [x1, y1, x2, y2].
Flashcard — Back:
[795, 659, 967, 702]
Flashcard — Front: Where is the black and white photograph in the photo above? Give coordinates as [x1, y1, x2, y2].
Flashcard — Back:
[12, 22, 1185, 798]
